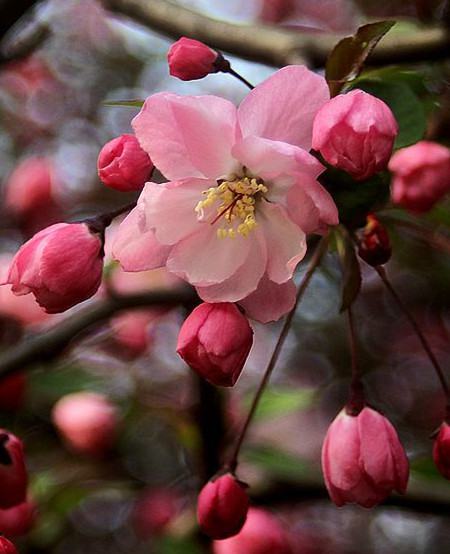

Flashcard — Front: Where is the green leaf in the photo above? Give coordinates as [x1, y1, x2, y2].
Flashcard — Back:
[326, 21, 395, 96]
[244, 446, 313, 481]
[103, 99, 144, 108]
[334, 227, 361, 312]
[154, 536, 202, 554]
[244, 387, 316, 421]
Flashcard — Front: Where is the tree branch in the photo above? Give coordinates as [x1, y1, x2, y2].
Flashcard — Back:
[101, 0, 450, 67]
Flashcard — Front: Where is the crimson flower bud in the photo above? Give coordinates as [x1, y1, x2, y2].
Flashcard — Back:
[0, 498, 37, 537]
[52, 392, 119, 457]
[357, 214, 391, 266]
[0, 430, 28, 509]
[168, 37, 219, 81]
[197, 473, 249, 540]
[0, 537, 17, 554]
[132, 488, 182, 538]
[312, 89, 398, 181]
[433, 421, 450, 480]
[177, 302, 253, 387]
[389, 140, 450, 213]
[97, 134, 153, 192]
[321, 406, 409, 508]
[0, 374, 26, 412]
[4, 222, 104, 313]
[213, 508, 292, 554]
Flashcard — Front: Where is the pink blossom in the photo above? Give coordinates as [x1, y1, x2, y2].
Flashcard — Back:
[168, 37, 218, 81]
[113, 66, 338, 322]
[312, 89, 398, 181]
[0, 499, 36, 537]
[110, 310, 156, 356]
[4, 223, 104, 313]
[98, 134, 153, 191]
[0, 536, 17, 554]
[321, 407, 409, 508]
[132, 488, 183, 538]
[0, 430, 28, 509]
[433, 421, 450, 480]
[388, 140, 450, 213]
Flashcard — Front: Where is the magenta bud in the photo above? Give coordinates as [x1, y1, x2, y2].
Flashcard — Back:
[177, 302, 253, 387]
[0, 498, 37, 537]
[357, 214, 391, 267]
[97, 134, 153, 192]
[0, 537, 18, 554]
[433, 421, 450, 480]
[312, 89, 398, 181]
[168, 37, 219, 81]
[0, 430, 28, 509]
[197, 473, 249, 540]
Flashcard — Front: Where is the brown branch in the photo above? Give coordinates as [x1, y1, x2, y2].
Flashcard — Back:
[101, 0, 450, 67]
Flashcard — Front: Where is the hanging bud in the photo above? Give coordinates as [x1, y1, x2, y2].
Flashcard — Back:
[321, 406, 409, 508]
[177, 302, 253, 387]
[0, 430, 28, 509]
[168, 37, 220, 81]
[357, 214, 391, 266]
[0, 498, 37, 537]
[197, 473, 249, 540]
[0, 537, 17, 554]
[433, 421, 450, 480]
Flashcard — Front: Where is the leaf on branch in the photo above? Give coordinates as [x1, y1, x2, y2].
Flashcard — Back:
[334, 227, 361, 312]
[103, 99, 144, 108]
[326, 21, 395, 96]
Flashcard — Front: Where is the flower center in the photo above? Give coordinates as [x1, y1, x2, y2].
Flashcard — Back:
[195, 175, 268, 238]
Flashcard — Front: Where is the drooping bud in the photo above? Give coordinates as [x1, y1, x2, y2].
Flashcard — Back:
[312, 89, 398, 181]
[357, 214, 391, 266]
[0, 536, 18, 554]
[4, 222, 104, 313]
[0, 431, 28, 509]
[132, 488, 182, 538]
[168, 37, 219, 81]
[97, 134, 153, 192]
[0, 498, 37, 537]
[52, 392, 119, 457]
[177, 302, 253, 387]
[433, 421, 450, 480]
[321, 406, 409, 508]
[197, 473, 249, 540]
[388, 140, 450, 213]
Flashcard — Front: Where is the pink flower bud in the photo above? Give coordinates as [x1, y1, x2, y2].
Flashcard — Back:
[321, 406, 409, 508]
[168, 37, 219, 81]
[97, 134, 153, 192]
[357, 214, 391, 267]
[312, 90, 398, 180]
[132, 488, 182, 538]
[110, 310, 155, 357]
[0, 430, 28, 509]
[0, 499, 37, 537]
[52, 392, 119, 457]
[213, 508, 292, 554]
[0, 374, 26, 412]
[5, 223, 104, 313]
[433, 421, 450, 480]
[0, 537, 17, 554]
[177, 303, 253, 387]
[388, 140, 450, 213]
[197, 473, 249, 540]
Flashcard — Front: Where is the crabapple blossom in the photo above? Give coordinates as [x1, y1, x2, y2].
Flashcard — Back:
[4, 223, 104, 313]
[132, 488, 182, 538]
[433, 421, 450, 479]
[357, 214, 391, 266]
[0, 430, 28, 509]
[0, 499, 36, 537]
[321, 406, 409, 508]
[389, 140, 450, 213]
[177, 302, 253, 386]
[97, 134, 153, 191]
[168, 37, 219, 81]
[113, 65, 338, 323]
[312, 89, 398, 180]
[0, 537, 17, 554]
[197, 473, 249, 540]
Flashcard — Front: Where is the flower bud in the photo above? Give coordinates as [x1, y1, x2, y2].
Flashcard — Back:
[357, 214, 391, 267]
[132, 488, 182, 538]
[0, 374, 26, 412]
[177, 302, 253, 387]
[52, 392, 119, 457]
[197, 473, 249, 540]
[433, 421, 450, 480]
[321, 406, 409, 508]
[388, 141, 450, 213]
[0, 537, 17, 554]
[0, 499, 36, 537]
[213, 508, 292, 554]
[168, 37, 219, 81]
[0, 430, 28, 509]
[97, 134, 153, 192]
[312, 89, 398, 181]
[4, 222, 104, 313]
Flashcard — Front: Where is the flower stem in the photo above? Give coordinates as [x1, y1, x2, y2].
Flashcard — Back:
[226, 67, 255, 90]
[346, 306, 365, 415]
[227, 236, 329, 472]
[84, 201, 136, 233]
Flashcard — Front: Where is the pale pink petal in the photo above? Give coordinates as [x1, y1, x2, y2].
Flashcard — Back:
[112, 207, 171, 271]
[132, 93, 240, 180]
[258, 200, 306, 283]
[238, 65, 329, 150]
[382, 416, 409, 493]
[239, 275, 296, 323]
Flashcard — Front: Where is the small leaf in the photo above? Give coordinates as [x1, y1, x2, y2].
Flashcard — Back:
[326, 21, 395, 96]
[244, 387, 316, 421]
[334, 227, 361, 311]
[103, 99, 144, 108]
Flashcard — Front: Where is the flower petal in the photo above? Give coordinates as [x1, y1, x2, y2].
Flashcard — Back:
[132, 93, 240, 180]
[238, 65, 329, 150]
[239, 275, 297, 323]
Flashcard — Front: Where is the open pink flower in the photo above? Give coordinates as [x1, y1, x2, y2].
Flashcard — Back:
[113, 66, 338, 322]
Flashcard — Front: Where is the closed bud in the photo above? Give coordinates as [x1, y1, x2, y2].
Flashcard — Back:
[177, 302, 253, 387]
[312, 90, 398, 181]
[132, 488, 182, 538]
[0, 430, 28, 509]
[197, 473, 249, 540]
[4, 223, 104, 313]
[0, 537, 17, 554]
[357, 214, 391, 266]
[389, 141, 450, 213]
[98, 134, 153, 192]
[0, 498, 37, 537]
[433, 421, 450, 480]
[321, 406, 409, 508]
[168, 37, 219, 81]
